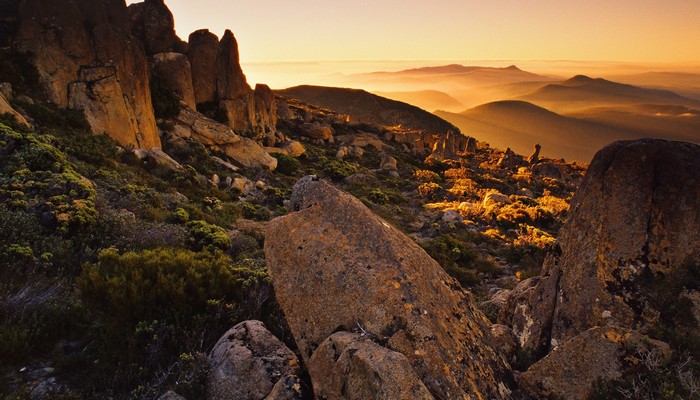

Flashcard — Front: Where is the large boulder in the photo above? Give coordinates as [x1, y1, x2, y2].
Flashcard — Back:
[223, 136, 278, 171]
[207, 320, 302, 400]
[548, 139, 700, 345]
[153, 52, 196, 109]
[496, 267, 560, 358]
[265, 176, 514, 400]
[519, 326, 671, 400]
[186, 29, 219, 105]
[308, 332, 434, 400]
[127, 0, 181, 55]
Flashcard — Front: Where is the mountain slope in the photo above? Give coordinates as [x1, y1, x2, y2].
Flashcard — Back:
[277, 85, 459, 133]
[569, 104, 700, 144]
[519, 75, 700, 113]
[373, 90, 464, 113]
[436, 100, 638, 162]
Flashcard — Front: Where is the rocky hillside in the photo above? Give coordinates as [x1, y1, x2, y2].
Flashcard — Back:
[0, 1, 698, 399]
[277, 85, 459, 134]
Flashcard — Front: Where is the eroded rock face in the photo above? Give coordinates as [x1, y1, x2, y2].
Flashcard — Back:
[253, 84, 277, 142]
[153, 52, 196, 109]
[77, 0, 129, 31]
[91, 23, 160, 149]
[497, 270, 560, 358]
[216, 30, 250, 100]
[207, 320, 302, 400]
[308, 332, 434, 400]
[520, 326, 671, 400]
[15, 0, 160, 149]
[127, 0, 180, 55]
[187, 29, 219, 105]
[265, 176, 514, 400]
[15, 0, 94, 107]
[68, 66, 142, 148]
[548, 139, 700, 344]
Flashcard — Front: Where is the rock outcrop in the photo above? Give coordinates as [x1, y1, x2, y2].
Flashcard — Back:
[15, 0, 160, 149]
[186, 29, 219, 105]
[265, 176, 514, 400]
[127, 0, 182, 55]
[183, 29, 278, 141]
[173, 108, 277, 170]
[528, 143, 541, 165]
[308, 332, 434, 400]
[0, 86, 29, 127]
[68, 66, 143, 147]
[500, 139, 700, 358]
[152, 52, 196, 109]
[520, 327, 671, 400]
[548, 139, 700, 343]
[207, 320, 302, 400]
[216, 30, 250, 100]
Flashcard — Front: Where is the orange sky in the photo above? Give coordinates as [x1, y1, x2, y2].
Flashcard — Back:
[128, 0, 700, 63]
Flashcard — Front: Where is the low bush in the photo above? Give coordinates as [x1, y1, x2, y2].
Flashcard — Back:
[421, 234, 482, 287]
[322, 160, 358, 180]
[185, 220, 231, 251]
[271, 153, 301, 176]
[417, 182, 442, 200]
[78, 247, 271, 391]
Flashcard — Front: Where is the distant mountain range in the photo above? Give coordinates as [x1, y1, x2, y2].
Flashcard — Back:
[435, 101, 638, 162]
[518, 75, 700, 113]
[276, 85, 459, 134]
[436, 74, 700, 162]
[283, 65, 700, 163]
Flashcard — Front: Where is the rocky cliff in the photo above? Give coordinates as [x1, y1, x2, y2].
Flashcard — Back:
[14, 0, 161, 149]
[4, 0, 281, 168]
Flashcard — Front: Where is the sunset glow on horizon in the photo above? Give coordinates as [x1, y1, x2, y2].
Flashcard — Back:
[127, 0, 700, 65]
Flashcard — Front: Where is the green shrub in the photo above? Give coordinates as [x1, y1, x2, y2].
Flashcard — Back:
[0, 123, 98, 235]
[414, 169, 441, 183]
[185, 220, 231, 251]
[78, 247, 270, 389]
[271, 153, 301, 176]
[417, 182, 442, 200]
[322, 160, 358, 180]
[263, 186, 288, 206]
[368, 189, 391, 205]
[240, 203, 271, 221]
[421, 234, 482, 287]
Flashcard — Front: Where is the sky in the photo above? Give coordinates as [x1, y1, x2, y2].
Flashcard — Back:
[128, 0, 700, 64]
